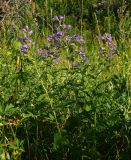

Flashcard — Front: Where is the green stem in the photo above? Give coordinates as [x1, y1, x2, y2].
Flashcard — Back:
[25, 124, 30, 160]
[81, 0, 83, 35]
[9, 124, 16, 139]
[93, 12, 101, 36]
[34, 62, 61, 134]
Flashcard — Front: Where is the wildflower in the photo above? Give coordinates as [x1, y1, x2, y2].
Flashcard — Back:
[21, 47, 27, 53]
[29, 30, 33, 35]
[20, 25, 32, 53]
[78, 48, 86, 57]
[59, 15, 64, 20]
[45, 51, 52, 57]
[53, 54, 60, 64]
[21, 44, 29, 53]
[79, 39, 85, 46]
[54, 39, 61, 48]
[57, 31, 65, 36]
[37, 49, 43, 54]
[56, 39, 61, 45]
[53, 16, 59, 21]
[28, 39, 32, 43]
[74, 35, 83, 40]
[38, 15, 88, 65]
[66, 35, 72, 41]
[45, 51, 54, 57]
[81, 53, 86, 57]
[108, 54, 113, 58]
[54, 25, 58, 32]
[22, 25, 29, 32]
[106, 33, 112, 43]
[19, 38, 25, 43]
[99, 45, 105, 51]
[78, 48, 84, 54]
[53, 33, 59, 40]
[99, 36, 105, 41]
[48, 36, 53, 41]
[66, 25, 72, 30]
[22, 28, 27, 32]
[62, 24, 67, 29]
[78, 48, 87, 61]
[109, 45, 115, 50]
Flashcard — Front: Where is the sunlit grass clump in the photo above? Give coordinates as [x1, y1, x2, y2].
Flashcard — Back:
[0, 1, 131, 159]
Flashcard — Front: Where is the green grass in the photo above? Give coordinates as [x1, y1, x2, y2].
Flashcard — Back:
[0, 0, 131, 160]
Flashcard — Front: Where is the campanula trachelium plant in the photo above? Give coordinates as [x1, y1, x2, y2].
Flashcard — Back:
[19, 25, 33, 53]
[0, 1, 130, 159]
[99, 33, 118, 58]
[37, 16, 89, 66]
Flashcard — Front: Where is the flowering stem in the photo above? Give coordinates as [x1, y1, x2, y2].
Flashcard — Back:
[34, 61, 61, 135]
[15, 53, 22, 97]
[93, 12, 101, 37]
[80, 0, 83, 35]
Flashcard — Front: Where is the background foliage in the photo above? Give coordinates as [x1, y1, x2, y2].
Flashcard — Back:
[0, 0, 131, 159]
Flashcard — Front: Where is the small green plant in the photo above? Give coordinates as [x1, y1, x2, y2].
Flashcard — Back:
[0, 1, 130, 159]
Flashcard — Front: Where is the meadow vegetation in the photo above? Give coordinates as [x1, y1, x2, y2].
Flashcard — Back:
[0, 0, 131, 159]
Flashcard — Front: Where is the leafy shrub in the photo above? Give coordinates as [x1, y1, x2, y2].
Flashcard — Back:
[0, 1, 131, 160]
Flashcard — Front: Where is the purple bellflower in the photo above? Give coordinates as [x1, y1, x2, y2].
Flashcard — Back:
[48, 36, 53, 41]
[66, 35, 72, 41]
[99, 45, 105, 51]
[108, 54, 113, 58]
[74, 35, 84, 40]
[37, 49, 43, 54]
[99, 36, 105, 41]
[106, 34, 112, 43]
[59, 15, 64, 20]
[66, 25, 72, 30]
[21, 44, 29, 53]
[19, 25, 32, 53]
[53, 16, 59, 21]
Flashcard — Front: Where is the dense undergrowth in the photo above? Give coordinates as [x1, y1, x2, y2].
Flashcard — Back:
[0, 0, 131, 160]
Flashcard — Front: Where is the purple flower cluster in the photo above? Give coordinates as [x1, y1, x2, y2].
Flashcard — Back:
[53, 15, 64, 21]
[19, 25, 33, 53]
[37, 15, 88, 65]
[106, 34, 112, 43]
[99, 34, 112, 43]
[46, 16, 73, 50]
[99, 33, 118, 58]
[78, 48, 89, 63]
